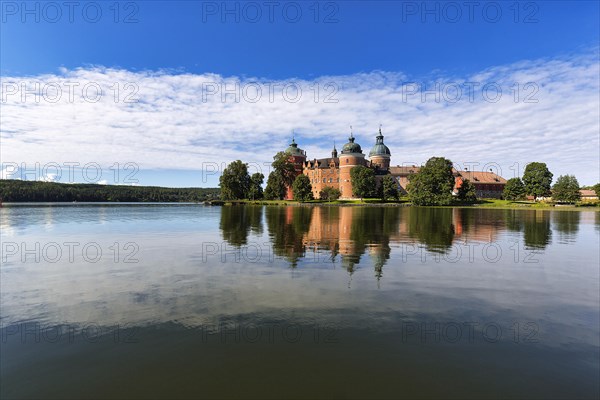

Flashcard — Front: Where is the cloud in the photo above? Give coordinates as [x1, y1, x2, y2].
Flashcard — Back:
[38, 173, 58, 182]
[1, 48, 599, 184]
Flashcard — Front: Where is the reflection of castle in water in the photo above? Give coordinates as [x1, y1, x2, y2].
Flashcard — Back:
[219, 206, 579, 280]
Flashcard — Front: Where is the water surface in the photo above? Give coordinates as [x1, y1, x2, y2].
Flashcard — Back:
[1, 205, 598, 399]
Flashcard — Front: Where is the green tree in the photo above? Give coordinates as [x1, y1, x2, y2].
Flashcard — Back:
[264, 172, 285, 200]
[381, 175, 399, 201]
[319, 186, 341, 202]
[552, 175, 581, 203]
[272, 152, 297, 188]
[407, 157, 455, 206]
[350, 166, 376, 199]
[219, 160, 250, 200]
[0, 179, 220, 202]
[248, 173, 264, 200]
[456, 179, 477, 203]
[292, 174, 314, 202]
[592, 183, 600, 197]
[523, 162, 553, 199]
[503, 177, 526, 200]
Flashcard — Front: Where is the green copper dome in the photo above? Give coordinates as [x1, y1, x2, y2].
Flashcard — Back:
[369, 129, 391, 157]
[285, 138, 306, 156]
[341, 133, 362, 154]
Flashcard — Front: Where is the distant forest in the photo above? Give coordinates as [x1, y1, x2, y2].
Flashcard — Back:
[0, 180, 220, 202]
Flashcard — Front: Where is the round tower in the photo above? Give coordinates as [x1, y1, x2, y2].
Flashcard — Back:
[368, 127, 391, 171]
[284, 138, 307, 200]
[338, 131, 365, 199]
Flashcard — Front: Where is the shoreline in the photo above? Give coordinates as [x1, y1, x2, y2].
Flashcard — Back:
[1, 200, 597, 211]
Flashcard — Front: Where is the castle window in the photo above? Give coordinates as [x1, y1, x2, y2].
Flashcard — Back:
[323, 178, 326, 183]
[328, 178, 332, 183]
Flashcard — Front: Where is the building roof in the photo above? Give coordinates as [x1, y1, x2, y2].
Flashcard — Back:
[389, 166, 507, 184]
[389, 166, 420, 175]
[285, 138, 306, 156]
[305, 157, 339, 169]
[341, 133, 362, 154]
[580, 189, 598, 197]
[369, 128, 391, 157]
[455, 170, 507, 184]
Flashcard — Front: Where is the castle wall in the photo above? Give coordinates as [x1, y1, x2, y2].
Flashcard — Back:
[285, 154, 306, 200]
[370, 155, 390, 171]
[304, 166, 340, 199]
[338, 154, 365, 199]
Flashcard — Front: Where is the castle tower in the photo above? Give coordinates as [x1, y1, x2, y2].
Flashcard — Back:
[368, 127, 391, 171]
[284, 137, 307, 200]
[338, 130, 365, 199]
[332, 142, 338, 159]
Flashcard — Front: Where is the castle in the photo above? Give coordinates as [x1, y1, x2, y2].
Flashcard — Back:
[282, 128, 507, 200]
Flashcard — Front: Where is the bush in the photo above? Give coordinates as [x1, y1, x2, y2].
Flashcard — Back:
[319, 186, 341, 201]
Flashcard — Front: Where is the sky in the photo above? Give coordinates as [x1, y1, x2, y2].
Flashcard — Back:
[1, 0, 599, 187]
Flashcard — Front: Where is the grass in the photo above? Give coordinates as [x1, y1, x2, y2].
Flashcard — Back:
[208, 198, 599, 210]
[473, 198, 599, 210]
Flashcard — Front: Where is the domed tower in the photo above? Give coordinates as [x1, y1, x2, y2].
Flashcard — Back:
[338, 130, 365, 199]
[284, 137, 307, 200]
[369, 127, 391, 171]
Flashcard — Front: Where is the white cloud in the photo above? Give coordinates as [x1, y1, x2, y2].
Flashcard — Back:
[38, 173, 58, 182]
[1, 49, 599, 184]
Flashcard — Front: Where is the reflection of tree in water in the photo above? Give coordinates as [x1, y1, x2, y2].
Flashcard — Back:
[266, 206, 313, 268]
[523, 210, 552, 249]
[552, 211, 580, 243]
[219, 205, 263, 247]
[338, 207, 400, 280]
[503, 209, 525, 232]
[407, 207, 454, 253]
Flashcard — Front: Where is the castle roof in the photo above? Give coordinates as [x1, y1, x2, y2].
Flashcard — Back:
[369, 128, 391, 157]
[455, 170, 507, 184]
[341, 133, 362, 154]
[285, 138, 306, 157]
[305, 157, 339, 169]
[389, 166, 506, 184]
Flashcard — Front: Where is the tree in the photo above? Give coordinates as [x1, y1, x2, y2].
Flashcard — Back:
[292, 174, 314, 202]
[381, 175, 399, 201]
[319, 186, 341, 202]
[456, 178, 477, 203]
[523, 162, 553, 199]
[593, 183, 600, 197]
[264, 172, 285, 200]
[248, 173, 264, 200]
[503, 177, 526, 201]
[552, 175, 581, 203]
[350, 166, 376, 199]
[272, 152, 297, 188]
[407, 157, 455, 206]
[219, 160, 250, 200]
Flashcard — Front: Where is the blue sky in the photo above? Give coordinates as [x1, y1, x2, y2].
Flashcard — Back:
[1, 1, 599, 186]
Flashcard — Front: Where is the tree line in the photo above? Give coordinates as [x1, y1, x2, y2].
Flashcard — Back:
[502, 162, 599, 203]
[0, 180, 220, 202]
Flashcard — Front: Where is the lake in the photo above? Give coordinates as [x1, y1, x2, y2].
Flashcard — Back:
[1, 204, 598, 399]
